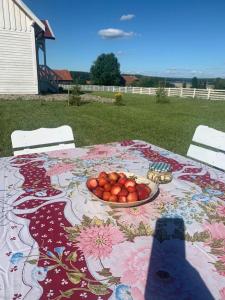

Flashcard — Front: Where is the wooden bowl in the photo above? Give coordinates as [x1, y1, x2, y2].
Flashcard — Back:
[89, 172, 159, 208]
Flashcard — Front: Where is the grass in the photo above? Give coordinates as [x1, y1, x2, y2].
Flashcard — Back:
[1, 92, 225, 157]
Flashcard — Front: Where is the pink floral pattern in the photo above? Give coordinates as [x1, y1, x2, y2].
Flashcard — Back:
[220, 287, 225, 300]
[76, 224, 124, 259]
[107, 237, 151, 298]
[157, 190, 176, 204]
[108, 236, 222, 300]
[1, 140, 225, 299]
[113, 204, 159, 226]
[217, 205, 225, 217]
[81, 144, 119, 160]
[204, 222, 225, 240]
[46, 163, 75, 176]
[47, 148, 81, 159]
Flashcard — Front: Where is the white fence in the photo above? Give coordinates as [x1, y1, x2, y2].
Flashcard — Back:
[60, 84, 225, 101]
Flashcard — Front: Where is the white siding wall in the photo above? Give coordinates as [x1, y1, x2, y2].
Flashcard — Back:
[0, 0, 38, 94]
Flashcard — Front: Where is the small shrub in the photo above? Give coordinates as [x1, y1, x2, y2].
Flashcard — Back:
[155, 86, 169, 103]
[72, 85, 81, 95]
[40, 98, 46, 106]
[69, 95, 81, 106]
[58, 87, 64, 93]
[114, 92, 124, 106]
[68, 86, 81, 106]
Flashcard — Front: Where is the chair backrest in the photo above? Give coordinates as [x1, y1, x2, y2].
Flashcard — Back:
[11, 125, 75, 156]
[187, 125, 225, 171]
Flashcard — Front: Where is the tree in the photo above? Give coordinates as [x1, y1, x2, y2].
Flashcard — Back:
[156, 86, 169, 103]
[70, 71, 90, 85]
[133, 76, 175, 88]
[90, 53, 121, 86]
[191, 77, 199, 88]
[134, 76, 156, 87]
[182, 82, 187, 88]
[203, 80, 207, 89]
[214, 78, 225, 89]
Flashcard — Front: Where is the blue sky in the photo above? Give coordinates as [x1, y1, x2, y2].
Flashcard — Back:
[25, 0, 225, 78]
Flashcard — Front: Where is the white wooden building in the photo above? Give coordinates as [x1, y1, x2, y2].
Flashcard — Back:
[0, 0, 58, 94]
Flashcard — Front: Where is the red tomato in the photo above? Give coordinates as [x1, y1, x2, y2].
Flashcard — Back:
[109, 195, 118, 202]
[98, 177, 108, 187]
[103, 191, 111, 201]
[118, 196, 127, 203]
[99, 172, 108, 178]
[103, 183, 112, 192]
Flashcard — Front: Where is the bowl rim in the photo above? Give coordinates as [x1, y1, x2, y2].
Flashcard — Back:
[88, 172, 159, 208]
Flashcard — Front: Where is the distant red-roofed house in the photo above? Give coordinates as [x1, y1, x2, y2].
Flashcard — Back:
[122, 75, 139, 86]
[54, 70, 73, 85]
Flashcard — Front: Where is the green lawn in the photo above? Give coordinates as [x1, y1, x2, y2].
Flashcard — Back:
[1, 92, 225, 157]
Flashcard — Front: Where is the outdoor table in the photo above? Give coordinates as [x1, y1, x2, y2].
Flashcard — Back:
[1, 140, 225, 300]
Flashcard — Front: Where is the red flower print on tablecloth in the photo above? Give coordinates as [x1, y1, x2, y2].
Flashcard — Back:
[120, 140, 136, 146]
[12, 294, 22, 300]
[5, 140, 225, 299]
[179, 172, 225, 201]
[122, 142, 225, 202]
[130, 144, 186, 172]
[11, 157, 112, 300]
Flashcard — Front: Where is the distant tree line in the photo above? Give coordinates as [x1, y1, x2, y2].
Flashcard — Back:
[214, 78, 225, 89]
[133, 76, 175, 88]
[191, 77, 207, 89]
[71, 53, 175, 87]
[70, 53, 225, 89]
[191, 77, 225, 89]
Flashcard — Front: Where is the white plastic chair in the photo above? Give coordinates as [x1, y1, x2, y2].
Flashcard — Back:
[187, 125, 225, 171]
[11, 125, 75, 156]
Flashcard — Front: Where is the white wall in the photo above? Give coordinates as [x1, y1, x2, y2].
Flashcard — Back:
[0, 0, 38, 94]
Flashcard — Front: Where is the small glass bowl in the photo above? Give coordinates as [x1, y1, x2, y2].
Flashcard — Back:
[147, 162, 173, 184]
[147, 170, 173, 184]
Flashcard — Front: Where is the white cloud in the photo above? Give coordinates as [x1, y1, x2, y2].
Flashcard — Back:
[98, 28, 134, 39]
[116, 50, 125, 56]
[120, 14, 135, 21]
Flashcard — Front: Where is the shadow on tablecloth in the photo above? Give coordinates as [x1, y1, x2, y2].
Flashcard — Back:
[145, 218, 214, 300]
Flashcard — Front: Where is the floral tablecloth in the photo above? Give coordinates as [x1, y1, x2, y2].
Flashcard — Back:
[1, 140, 225, 300]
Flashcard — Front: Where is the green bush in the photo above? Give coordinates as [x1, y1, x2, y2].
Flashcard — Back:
[58, 86, 64, 93]
[68, 86, 81, 106]
[114, 92, 124, 106]
[40, 99, 46, 106]
[72, 85, 81, 95]
[155, 86, 169, 103]
[69, 95, 81, 106]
